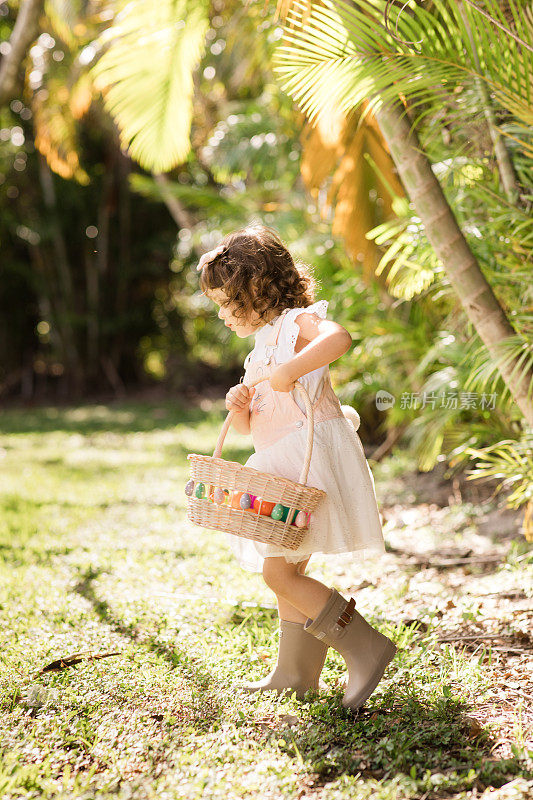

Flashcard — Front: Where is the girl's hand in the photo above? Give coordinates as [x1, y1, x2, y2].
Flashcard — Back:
[225, 383, 255, 412]
[269, 364, 297, 393]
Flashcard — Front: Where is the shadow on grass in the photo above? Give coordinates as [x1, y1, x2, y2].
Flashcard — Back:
[251, 685, 529, 797]
[250, 664, 530, 797]
[0, 401, 254, 467]
[1, 494, 183, 512]
[72, 565, 225, 731]
[71, 569, 530, 798]
[0, 541, 200, 567]
[229, 616, 529, 796]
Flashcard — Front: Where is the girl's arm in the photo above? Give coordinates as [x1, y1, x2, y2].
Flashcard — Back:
[227, 384, 255, 435]
[231, 405, 251, 435]
[270, 312, 352, 392]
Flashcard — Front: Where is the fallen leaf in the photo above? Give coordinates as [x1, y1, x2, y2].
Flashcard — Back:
[31, 650, 122, 678]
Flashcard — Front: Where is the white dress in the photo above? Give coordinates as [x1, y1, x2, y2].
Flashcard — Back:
[224, 300, 386, 573]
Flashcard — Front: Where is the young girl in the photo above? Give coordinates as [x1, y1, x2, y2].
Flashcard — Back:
[197, 224, 396, 710]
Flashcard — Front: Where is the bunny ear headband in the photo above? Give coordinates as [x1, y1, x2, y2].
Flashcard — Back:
[196, 244, 226, 272]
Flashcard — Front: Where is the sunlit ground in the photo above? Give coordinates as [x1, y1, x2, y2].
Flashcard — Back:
[1, 401, 531, 800]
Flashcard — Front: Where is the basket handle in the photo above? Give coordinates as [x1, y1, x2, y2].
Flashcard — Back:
[213, 373, 315, 486]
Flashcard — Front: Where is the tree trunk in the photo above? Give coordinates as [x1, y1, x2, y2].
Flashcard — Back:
[38, 154, 84, 394]
[375, 100, 533, 428]
[0, 0, 44, 107]
[110, 147, 131, 381]
[152, 172, 195, 228]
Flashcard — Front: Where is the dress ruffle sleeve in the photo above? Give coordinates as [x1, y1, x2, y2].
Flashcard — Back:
[279, 300, 329, 410]
[283, 299, 329, 359]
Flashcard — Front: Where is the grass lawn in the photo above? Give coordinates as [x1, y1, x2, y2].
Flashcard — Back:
[1, 398, 532, 799]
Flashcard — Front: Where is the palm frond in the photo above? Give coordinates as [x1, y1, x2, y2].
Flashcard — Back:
[461, 334, 533, 406]
[32, 72, 90, 184]
[367, 202, 441, 300]
[273, 0, 533, 128]
[464, 432, 533, 511]
[129, 173, 244, 216]
[300, 103, 405, 279]
[90, 0, 209, 172]
[44, 0, 84, 47]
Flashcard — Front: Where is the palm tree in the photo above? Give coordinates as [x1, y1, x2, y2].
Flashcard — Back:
[75, 0, 532, 428]
[271, 0, 533, 427]
[4, 0, 531, 432]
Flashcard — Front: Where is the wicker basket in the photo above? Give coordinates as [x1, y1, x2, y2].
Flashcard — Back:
[186, 373, 326, 550]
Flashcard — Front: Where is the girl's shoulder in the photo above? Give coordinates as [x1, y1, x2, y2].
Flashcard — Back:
[280, 299, 329, 358]
[243, 299, 329, 369]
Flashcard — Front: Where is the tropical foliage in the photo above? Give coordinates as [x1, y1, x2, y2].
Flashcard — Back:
[273, 0, 533, 130]
[91, 0, 210, 173]
[0, 0, 531, 531]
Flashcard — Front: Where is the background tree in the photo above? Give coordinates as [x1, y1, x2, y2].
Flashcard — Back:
[0, 0, 530, 534]
[270, 0, 532, 534]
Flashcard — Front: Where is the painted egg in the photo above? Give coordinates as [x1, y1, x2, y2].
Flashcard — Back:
[240, 493, 252, 510]
[271, 503, 288, 521]
[249, 494, 257, 506]
[289, 508, 301, 524]
[253, 496, 276, 516]
[194, 482, 206, 499]
[184, 479, 195, 496]
[294, 511, 308, 528]
[213, 487, 225, 505]
[230, 490, 244, 509]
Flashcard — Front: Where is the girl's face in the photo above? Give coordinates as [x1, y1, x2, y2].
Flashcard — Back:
[208, 288, 274, 337]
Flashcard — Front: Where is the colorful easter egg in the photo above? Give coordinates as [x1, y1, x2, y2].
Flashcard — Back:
[288, 508, 301, 524]
[252, 496, 276, 516]
[213, 487, 225, 505]
[271, 503, 288, 521]
[184, 479, 195, 496]
[240, 493, 252, 510]
[194, 482, 206, 499]
[294, 511, 307, 528]
[230, 490, 244, 509]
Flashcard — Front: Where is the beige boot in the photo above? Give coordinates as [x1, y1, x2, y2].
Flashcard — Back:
[242, 619, 328, 700]
[304, 589, 396, 710]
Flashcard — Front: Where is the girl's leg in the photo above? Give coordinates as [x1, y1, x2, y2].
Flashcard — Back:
[264, 558, 398, 710]
[263, 556, 332, 620]
[242, 555, 328, 697]
[275, 556, 311, 623]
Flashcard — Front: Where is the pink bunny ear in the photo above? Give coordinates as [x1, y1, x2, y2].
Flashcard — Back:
[196, 244, 226, 271]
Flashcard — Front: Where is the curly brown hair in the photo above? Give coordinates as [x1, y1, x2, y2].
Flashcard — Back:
[199, 223, 320, 324]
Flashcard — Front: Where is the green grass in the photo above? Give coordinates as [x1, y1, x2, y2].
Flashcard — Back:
[0, 399, 532, 799]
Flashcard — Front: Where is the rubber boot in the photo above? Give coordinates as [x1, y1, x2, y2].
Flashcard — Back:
[304, 588, 396, 710]
[242, 618, 328, 700]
